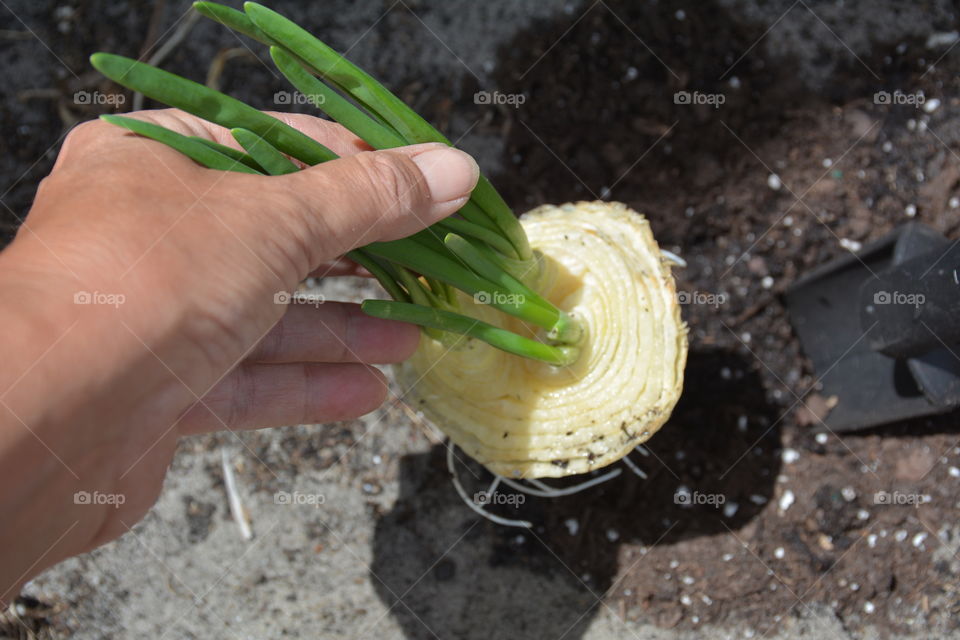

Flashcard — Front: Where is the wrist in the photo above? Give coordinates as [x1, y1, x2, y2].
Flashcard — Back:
[0, 239, 96, 602]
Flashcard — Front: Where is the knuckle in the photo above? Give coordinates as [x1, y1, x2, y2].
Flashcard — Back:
[66, 119, 107, 146]
[356, 151, 425, 216]
[301, 363, 324, 425]
[214, 173, 320, 276]
[225, 367, 254, 428]
[329, 303, 353, 362]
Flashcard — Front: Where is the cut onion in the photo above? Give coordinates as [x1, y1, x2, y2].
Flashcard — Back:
[402, 201, 688, 478]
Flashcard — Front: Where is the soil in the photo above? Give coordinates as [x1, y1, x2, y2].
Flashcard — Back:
[3, 0, 960, 638]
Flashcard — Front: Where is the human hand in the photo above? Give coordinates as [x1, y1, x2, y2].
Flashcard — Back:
[0, 108, 479, 599]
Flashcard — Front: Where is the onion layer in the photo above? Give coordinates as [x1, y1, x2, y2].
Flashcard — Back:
[401, 201, 688, 478]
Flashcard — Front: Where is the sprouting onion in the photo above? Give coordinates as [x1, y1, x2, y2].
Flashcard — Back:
[90, 2, 688, 484]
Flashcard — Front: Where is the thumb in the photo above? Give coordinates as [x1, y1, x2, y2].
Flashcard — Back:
[271, 142, 480, 261]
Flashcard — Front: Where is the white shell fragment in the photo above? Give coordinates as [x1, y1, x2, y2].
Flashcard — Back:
[402, 201, 688, 478]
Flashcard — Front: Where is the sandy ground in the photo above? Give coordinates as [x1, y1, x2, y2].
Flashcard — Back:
[3, 0, 960, 638]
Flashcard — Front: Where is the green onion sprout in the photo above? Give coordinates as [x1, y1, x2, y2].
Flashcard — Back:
[90, 1, 583, 366]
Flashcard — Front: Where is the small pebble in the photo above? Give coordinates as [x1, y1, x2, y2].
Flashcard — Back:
[564, 518, 579, 536]
[822, 158, 833, 168]
[774, 547, 785, 559]
[782, 448, 800, 464]
[857, 509, 870, 520]
[895, 530, 908, 542]
[815, 433, 829, 445]
[864, 601, 876, 614]
[949, 197, 960, 209]
[761, 276, 774, 289]
[675, 9, 686, 20]
[841, 486, 857, 502]
[749, 494, 768, 505]
[729, 76, 742, 89]
[737, 415, 748, 431]
[926, 31, 959, 48]
[905, 204, 917, 217]
[682, 575, 695, 585]
[372, 454, 382, 465]
[680, 594, 692, 606]
[839, 238, 862, 252]
[912, 532, 928, 548]
[882, 141, 894, 153]
[606, 529, 619, 542]
[767, 174, 782, 190]
[867, 534, 878, 548]
[850, 582, 860, 592]
[722, 553, 735, 561]
[723, 501, 740, 518]
[669, 559, 680, 569]
[923, 98, 941, 113]
[779, 490, 795, 513]
[948, 466, 960, 478]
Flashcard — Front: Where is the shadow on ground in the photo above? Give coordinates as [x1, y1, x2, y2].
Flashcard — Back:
[370, 349, 781, 639]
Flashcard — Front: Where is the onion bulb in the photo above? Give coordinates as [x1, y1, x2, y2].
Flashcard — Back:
[401, 201, 688, 478]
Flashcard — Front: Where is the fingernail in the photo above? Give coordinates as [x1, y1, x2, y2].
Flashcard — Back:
[411, 145, 480, 206]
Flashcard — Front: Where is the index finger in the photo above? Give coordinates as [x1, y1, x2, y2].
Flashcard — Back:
[59, 108, 372, 169]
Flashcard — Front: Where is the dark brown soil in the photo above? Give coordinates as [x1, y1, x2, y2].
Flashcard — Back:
[373, 1, 960, 637]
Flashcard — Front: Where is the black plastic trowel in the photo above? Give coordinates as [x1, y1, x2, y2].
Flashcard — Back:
[785, 223, 960, 431]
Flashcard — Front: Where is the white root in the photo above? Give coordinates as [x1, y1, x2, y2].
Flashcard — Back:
[621, 453, 648, 479]
[447, 445, 532, 528]
[660, 249, 687, 268]
[447, 442, 641, 527]
[499, 468, 622, 498]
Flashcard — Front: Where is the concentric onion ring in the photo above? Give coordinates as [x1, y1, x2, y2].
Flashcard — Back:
[400, 201, 688, 478]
